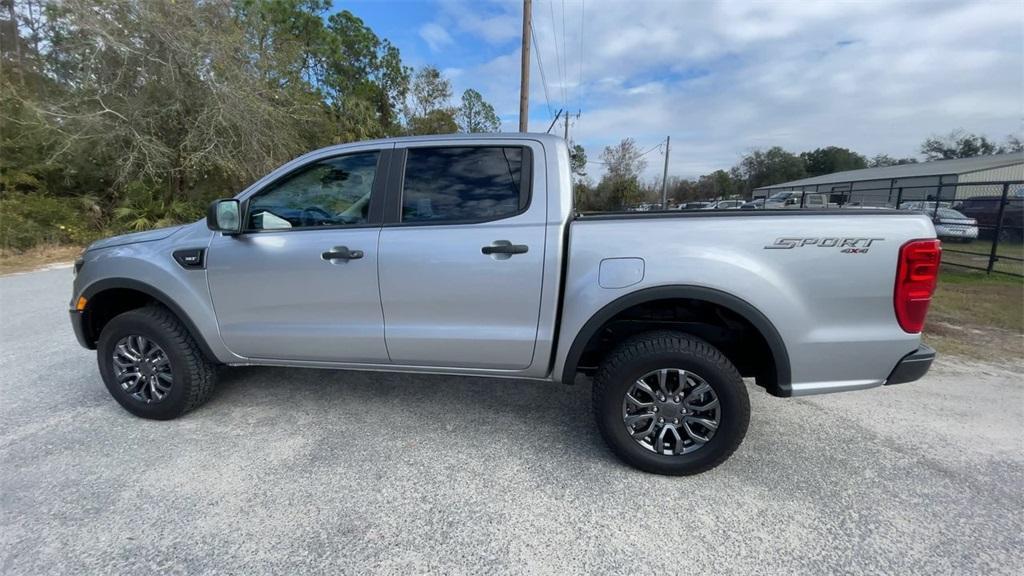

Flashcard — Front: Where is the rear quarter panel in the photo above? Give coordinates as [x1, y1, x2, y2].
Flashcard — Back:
[555, 212, 936, 394]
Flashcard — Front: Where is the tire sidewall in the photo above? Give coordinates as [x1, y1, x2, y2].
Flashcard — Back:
[97, 311, 191, 420]
[596, 344, 748, 475]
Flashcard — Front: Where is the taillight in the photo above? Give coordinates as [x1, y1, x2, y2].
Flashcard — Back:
[894, 239, 942, 333]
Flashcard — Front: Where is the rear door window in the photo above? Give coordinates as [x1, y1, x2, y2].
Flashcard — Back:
[400, 146, 529, 224]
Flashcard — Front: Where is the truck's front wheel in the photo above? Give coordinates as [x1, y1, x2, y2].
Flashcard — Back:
[592, 331, 750, 475]
[97, 305, 217, 420]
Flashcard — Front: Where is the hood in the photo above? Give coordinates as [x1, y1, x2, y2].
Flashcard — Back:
[86, 225, 185, 251]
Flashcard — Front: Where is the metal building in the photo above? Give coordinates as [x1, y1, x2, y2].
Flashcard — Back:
[753, 152, 1024, 207]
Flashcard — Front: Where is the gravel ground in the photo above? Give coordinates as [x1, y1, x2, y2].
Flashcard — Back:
[1, 266, 1022, 575]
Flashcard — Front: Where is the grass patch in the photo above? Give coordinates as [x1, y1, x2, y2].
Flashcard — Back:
[925, 266, 1023, 364]
[0, 244, 82, 275]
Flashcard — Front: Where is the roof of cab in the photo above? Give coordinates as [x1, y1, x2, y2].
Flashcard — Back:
[304, 132, 565, 157]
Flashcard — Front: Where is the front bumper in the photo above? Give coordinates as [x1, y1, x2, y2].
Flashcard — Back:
[885, 344, 935, 385]
[69, 310, 93, 349]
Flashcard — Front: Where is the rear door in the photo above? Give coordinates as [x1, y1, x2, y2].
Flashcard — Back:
[377, 141, 547, 370]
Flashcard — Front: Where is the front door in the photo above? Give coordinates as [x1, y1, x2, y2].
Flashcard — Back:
[377, 144, 546, 370]
[207, 148, 390, 363]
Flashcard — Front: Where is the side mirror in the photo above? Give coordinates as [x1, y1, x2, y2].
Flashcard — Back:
[207, 199, 242, 234]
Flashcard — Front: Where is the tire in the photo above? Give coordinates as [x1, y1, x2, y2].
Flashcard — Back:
[97, 305, 217, 420]
[592, 331, 750, 475]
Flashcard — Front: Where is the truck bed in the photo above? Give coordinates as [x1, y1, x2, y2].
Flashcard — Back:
[554, 209, 935, 395]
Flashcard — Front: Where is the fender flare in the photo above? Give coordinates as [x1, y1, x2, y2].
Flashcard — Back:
[80, 277, 220, 362]
[559, 285, 792, 395]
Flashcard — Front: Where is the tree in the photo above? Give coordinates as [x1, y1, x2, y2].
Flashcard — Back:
[1005, 134, 1023, 153]
[800, 146, 867, 176]
[0, 0, 503, 252]
[696, 169, 741, 199]
[406, 66, 456, 135]
[664, 176, 700, 204]
[921, 129, 999, 160]
[321, 9, 411, 139]
[573, 177, 598, 211]
[17, 0, 330, 202]
[868, 154, 919, 167]
[601, 138, 648, 181]
[569, 143, 587, 179]
[593, 138, 648, 211]
[737, 147, 806, 190]
[407, 109, 459, 135]
[456, 89, 500, 133]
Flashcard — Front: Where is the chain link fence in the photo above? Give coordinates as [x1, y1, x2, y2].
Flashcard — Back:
[791, 181, 1023, 277]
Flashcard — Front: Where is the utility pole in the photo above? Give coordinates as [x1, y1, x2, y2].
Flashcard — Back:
[660, 136, 671, 209]
[518, 0, 532, 133]
[563, 109, 570, 140]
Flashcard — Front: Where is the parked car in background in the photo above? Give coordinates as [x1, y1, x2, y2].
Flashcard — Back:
[763, 190, 829, 209]
[704, 200, 745, 210]
[762, 190, 802, 208]
[633, 203, 667, 212]
[900, 201, 954, 211]
[957, 186, 1024, 242]
[740, 199, 763, 210]
[678, 201, 712, 210]
[900, 205, 978, 243]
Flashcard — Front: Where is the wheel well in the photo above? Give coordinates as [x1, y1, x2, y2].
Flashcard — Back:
[78, 281, 220, 362]
[569, 297, 785, 395]
[81, 288, 158, 346]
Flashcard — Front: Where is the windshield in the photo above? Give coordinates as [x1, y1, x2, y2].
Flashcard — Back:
[768, 191, 795, 201]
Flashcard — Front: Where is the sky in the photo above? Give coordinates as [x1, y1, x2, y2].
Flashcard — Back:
[344, 0, 1023, 180]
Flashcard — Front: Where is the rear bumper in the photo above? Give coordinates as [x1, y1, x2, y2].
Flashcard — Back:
[885, 344, 935, 385]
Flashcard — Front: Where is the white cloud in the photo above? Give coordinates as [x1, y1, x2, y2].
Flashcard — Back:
[439, 0, 522, 45]
[419, 22, 454, 52]
[431, 0, 1024, 179]
[625, 82, 664, 96]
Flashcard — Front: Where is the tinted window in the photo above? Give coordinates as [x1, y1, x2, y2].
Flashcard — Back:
[401, 147, 526, 223]
[247, 152, 378, 230]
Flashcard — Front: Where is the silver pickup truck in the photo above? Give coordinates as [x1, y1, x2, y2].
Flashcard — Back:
[70, 133, 941, 475]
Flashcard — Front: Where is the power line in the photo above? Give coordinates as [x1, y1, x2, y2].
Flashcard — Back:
[561, 0, 569, 107]
[577, 0, 585, 113]
[589, 139, 668, 165]
[638, 140, 667, 158]
[547, 0, 565, 106]
[530, 23, 555, 117]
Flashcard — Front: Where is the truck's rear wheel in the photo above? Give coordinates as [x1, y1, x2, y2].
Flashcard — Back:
[592, 331, 750, 475]
[97, 305, 217, 420]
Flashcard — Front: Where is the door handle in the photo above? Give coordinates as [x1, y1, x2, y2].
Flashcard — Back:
[481, 241, 528, 255]
[322, 246, 364, 261]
